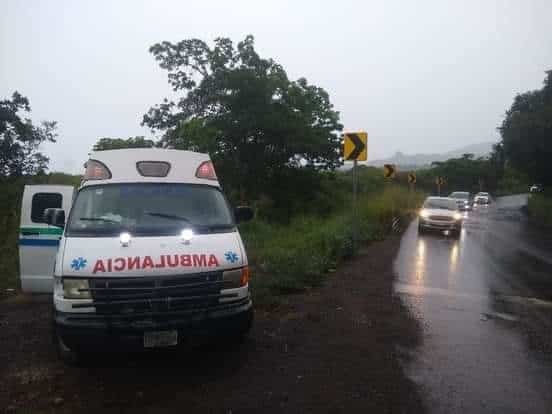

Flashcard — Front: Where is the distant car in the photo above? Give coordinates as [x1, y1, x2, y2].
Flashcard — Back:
[449, 191, 472, 211]
[474, 192, 491, 205]
[418, 197, 463, 237]
[530, 184, 544, 193]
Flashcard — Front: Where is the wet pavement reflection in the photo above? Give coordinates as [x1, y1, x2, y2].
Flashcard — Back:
[394, 194, 552, 413]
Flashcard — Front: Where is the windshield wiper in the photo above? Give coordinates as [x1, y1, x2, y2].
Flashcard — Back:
[145, 212, 193, 223]
[79, 217, 120, 224]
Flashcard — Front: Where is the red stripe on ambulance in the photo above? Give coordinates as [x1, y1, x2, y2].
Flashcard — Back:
[92, 254, 219, 274]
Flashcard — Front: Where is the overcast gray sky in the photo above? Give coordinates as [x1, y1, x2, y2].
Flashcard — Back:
[1, 0, 551, 173]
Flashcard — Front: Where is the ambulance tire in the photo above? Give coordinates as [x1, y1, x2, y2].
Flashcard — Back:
[53, 325, 81, 366]
[230, 309, 254, 345]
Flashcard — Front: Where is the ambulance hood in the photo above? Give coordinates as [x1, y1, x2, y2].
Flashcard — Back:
[61, 232, 245, 277]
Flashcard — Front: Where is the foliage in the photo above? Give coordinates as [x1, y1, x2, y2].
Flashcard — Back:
[0, 92, 57, 177]
[527, 194, 552, 228]
[143, 35, 343, 204]
[240, 185, 424, 305]
[499, 70, 552, 186]
[495, 166, 530, 195]
[413, 153, 501, 195]
[93, 136, 155, 151]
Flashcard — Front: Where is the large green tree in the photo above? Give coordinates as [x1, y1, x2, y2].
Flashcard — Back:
[0, 92, 56, 177]
[93, 136, 155, 151]
[143, 35, 343, 201]
[421, 153, 497, 193]
[499, 70, 552, 185]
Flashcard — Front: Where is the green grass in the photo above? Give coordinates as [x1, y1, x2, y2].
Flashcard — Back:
[527, 194, 552, 228]
[241, 186, 424, 306]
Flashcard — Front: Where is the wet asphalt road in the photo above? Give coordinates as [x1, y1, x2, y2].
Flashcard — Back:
[394, 194, 552, 414]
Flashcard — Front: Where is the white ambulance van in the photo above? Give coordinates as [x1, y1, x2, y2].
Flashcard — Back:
[19, 149, 254, 361]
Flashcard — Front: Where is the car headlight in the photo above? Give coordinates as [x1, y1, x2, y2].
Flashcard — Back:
[419, 209, 430, 219]
[223, 266, 250, 289]
[63, 278, 91, 299]
[453, 212, 462, 221]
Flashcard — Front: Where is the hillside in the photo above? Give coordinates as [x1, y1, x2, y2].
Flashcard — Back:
[368, 142, 496, 169]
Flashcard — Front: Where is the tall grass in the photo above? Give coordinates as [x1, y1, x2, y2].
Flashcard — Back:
[240, 186, 424, 305]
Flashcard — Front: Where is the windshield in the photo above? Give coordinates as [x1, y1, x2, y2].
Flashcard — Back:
[423, 198, 458, 210]
[449, 192, 469, 199]
[66, 183, 234, 237]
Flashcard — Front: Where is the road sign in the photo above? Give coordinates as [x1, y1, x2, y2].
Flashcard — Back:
[435, 176, 445, 196]
[343, 132, 367, 161]
[383, 164, 396, 179]
[408, 172, 416, 184]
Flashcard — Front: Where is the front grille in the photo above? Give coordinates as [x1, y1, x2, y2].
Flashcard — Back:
[80, 272, 238, 315]
[429, 215, 453, 221]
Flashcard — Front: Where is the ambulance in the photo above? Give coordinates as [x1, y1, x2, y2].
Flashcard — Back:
[19, 149, 254, 361]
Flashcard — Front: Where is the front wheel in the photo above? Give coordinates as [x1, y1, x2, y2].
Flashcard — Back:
[453, 228, 462, 238]
[418, 225, 425, 234]
[54, 327, 81, 365]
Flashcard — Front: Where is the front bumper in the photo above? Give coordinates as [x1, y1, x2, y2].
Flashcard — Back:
[55, 297, 253, 351]
[419, 219, 461, 231]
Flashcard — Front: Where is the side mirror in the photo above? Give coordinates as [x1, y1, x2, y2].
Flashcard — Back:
[43, 208, 56, 225]
[44, 208, 66, 227]
[234, 206, 254, 223]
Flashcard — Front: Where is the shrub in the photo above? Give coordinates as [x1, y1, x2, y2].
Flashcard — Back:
[527, 194, 552, 228]
[241, 186, 424, 304]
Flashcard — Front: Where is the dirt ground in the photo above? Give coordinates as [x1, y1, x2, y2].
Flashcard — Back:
[0, 236, 424, 413]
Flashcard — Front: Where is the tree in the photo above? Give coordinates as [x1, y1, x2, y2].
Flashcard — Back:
[426, 154, 493, 193]
[93, 136, 155, 151]
[143, 35, 343, 201]
[499, 70, 552, 185]
[0, 92, 56, 177]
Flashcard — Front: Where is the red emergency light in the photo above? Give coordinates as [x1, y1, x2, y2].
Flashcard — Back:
[84, 160, 111, 180]
[195, 161, 217, 180]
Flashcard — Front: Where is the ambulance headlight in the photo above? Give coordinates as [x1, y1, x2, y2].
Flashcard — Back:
[223, 266, 250, 289]
[63, 278, 91, 299]
[453, 212, 463, 221]
[120, 232, 131, 246]
[180, 228, 194, 242]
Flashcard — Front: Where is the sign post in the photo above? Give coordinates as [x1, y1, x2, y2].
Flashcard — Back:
[383, 164, 397, 222]
[408, 172, 416, 209]
[343, 132, 368, 250]
[435, 177, 445, 196]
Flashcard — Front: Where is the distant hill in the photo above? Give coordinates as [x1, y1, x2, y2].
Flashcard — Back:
[368, 142, 496, 169]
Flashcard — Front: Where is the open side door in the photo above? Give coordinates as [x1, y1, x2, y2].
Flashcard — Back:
[19, 185, 74, 293]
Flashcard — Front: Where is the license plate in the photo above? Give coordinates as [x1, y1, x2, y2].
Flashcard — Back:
[143, 330, 178, 348]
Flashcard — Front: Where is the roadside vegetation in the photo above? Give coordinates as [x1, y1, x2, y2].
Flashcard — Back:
[242, 181, 423, 306]
[527, 194, 552, 228]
